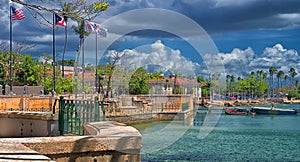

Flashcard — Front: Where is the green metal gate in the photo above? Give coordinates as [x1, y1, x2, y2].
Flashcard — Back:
[58, 96, 106, 135]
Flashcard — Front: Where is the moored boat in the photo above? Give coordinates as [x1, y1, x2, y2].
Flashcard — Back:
[251, 106, 297, 115]
[224, 107, 254, 115]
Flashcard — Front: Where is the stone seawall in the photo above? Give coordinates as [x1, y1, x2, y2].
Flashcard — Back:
[0, 121, 141, 162]
[107, 109, 195, 124]
[0, 111, 59, 137]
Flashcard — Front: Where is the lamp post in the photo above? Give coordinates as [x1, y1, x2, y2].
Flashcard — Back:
[95, 32, 98, 94]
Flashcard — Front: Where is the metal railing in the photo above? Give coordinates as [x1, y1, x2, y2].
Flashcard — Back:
[58, 96, 105, 135]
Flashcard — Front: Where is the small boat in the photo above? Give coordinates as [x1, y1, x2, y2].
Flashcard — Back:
[251, 106, 297, 115]
[224, 107, 254, 115]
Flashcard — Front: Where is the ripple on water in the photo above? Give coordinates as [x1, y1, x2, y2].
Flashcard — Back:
[135, 111, 300, 162]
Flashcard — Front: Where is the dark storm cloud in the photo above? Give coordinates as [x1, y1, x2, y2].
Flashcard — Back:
[1, 0, 300, 63]
[103, 0, 300, 36]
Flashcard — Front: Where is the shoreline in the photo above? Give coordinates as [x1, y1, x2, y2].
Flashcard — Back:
[204, 99, 285, 108]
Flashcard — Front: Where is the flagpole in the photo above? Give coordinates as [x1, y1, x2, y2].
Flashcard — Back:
[9, 1, 13, 95]
[82, 21, 85, 96]
[52, 13, 56, 97]
[95, 32, 98, 94]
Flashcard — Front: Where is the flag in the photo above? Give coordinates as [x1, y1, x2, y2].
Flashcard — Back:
[85, 20, 108, 37]
[11, 6, 25, 20]
[85, 21, 95, 32]
[55, 14, 67, 28]
[98, 27, 108, 37]
[93, 23, 100, 32]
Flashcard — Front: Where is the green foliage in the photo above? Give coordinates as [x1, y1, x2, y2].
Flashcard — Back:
[93, 2, 109, 11]
[149, 71, 164, 79]
[287, 89, 298, 99]
[197, 76, 205, 83]
[57, 59, 75, 66]
[129, 67, 151, 95]
[0, 50, 74, 94]
[55, 77, 74, 94]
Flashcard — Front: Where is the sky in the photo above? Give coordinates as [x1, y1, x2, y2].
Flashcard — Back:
[1, 0, 300, 80]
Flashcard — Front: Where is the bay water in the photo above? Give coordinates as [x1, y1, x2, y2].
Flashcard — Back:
[131, 104, 300, 162]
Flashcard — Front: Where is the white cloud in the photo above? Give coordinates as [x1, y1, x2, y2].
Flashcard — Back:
[111, 40, 198, 77]
[278, 13, 300, 20]
[211, 44, 300, 77]
[102, 41, 300, 79]
[214, 0, 255, 7]
[249, 44, 300, 72]
[27, 34, 53, 42]
[215, 47, 254, 64]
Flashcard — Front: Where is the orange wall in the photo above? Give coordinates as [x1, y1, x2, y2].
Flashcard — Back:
[0, 96, 56, 112]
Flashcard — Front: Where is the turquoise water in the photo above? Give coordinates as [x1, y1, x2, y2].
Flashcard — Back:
[131, 104, 300, 162]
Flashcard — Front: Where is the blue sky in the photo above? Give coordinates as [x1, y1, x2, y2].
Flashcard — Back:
[1, 0, 300, 79]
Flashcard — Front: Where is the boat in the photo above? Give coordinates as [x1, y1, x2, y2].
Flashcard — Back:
[224, 107, 254, 115]
[251, 106, 297, 115]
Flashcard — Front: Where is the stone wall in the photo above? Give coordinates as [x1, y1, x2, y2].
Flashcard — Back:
[0, 121, 141, 162]
[0, 96, 56, 112]
[105, 94, 193, 117]
[0, 111, 59, 137]
[4, 85, 43, 95]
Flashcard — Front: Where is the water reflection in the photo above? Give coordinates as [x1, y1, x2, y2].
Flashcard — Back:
[193, 112, 206, 127]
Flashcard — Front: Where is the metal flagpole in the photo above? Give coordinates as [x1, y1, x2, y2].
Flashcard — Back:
[95, 32, 98, 94]
[82, 21, 85, 96]
[52, 13, 56, 97]
[9, 0, 13, 95]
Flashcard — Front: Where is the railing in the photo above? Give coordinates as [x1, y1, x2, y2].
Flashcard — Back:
[58, 96, 105, 135]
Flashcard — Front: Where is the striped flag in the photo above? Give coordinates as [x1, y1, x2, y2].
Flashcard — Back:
[11, 6, 25, 20]
[55, 14, 67, 28]
[85, 21, 95, 32]
[85, 20, 108, 37]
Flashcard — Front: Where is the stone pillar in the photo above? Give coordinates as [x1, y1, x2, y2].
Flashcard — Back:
[5, 85, 10, 95]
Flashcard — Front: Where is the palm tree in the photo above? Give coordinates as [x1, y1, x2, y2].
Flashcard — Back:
[277, 70, 284, 88]
[295, 80, 299, 91]
[61, 2, 74, 78]
[226, 74, 231, 96]
[284, 75, 289, 87]
[230, 74, 235, 97]
[289, 68, 297, 88]
[72, 20, 91, 96]
[269, 67, 277, 97]
[256, 70, 263, 82]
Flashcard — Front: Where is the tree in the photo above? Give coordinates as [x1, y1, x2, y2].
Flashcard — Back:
[149, 71, 164, 79]
[61, 2, 74, 78]
[277, 70, 284, 88]
[197, 76, 205, 84]
[269, 67, 277, 97]
[102, 51, 126, 97]
[284, 75, 289, 87]
[72, 19, 91, 95]
[12, 0, 109, 24]
[289, 68, 297, 88]
[129, 67, 151, 95]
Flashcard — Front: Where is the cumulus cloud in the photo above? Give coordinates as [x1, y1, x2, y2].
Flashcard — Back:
[100, 41, 300, 80]
[211, 44, 300, 78]
[249, 44, 300, 72]
[1, 0, 300, 68]
[108, 40, 198, 77]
